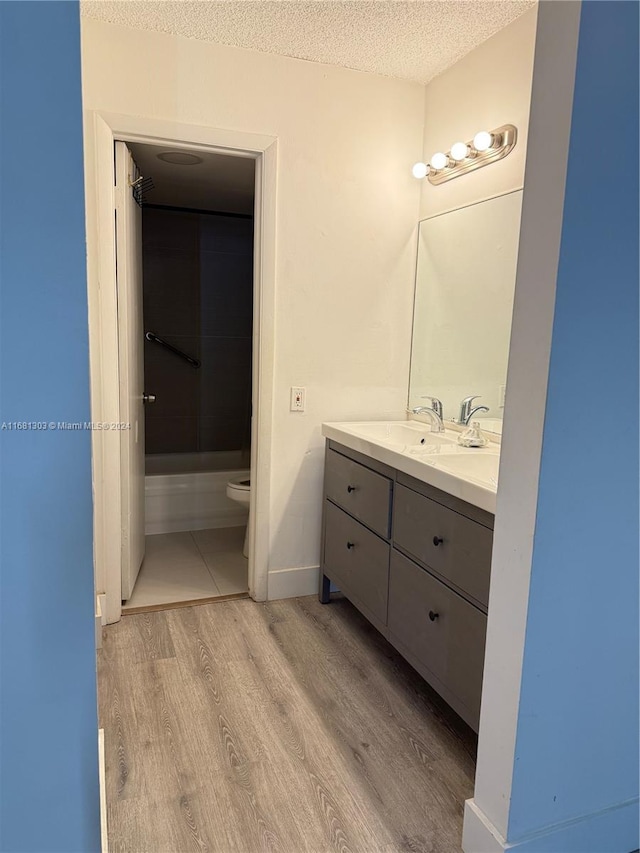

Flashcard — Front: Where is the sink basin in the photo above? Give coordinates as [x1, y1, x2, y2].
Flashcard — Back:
[321, 419, 500, 513]
[432, 452, 500, 486]
[338, 421, 457, 448]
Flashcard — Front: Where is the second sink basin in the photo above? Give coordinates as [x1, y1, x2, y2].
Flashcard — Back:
[432, 452, 500, 486]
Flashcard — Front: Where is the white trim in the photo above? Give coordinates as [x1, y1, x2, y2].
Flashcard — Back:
[95, 595, 103, 650]
[466, 1, 582, 841]
[267, 566, 319, 600]
[83, 111, 277, 623]
[463, 799, 506, 853]
[98, 728, 108, 853]
[97, 593, 107, 625]
[463, 797, 640, 853]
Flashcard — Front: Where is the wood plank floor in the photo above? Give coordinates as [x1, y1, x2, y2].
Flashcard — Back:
[98, 595, 477, 853]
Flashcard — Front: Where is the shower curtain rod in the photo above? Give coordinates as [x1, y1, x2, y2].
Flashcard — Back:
[143, 203, 253, 220]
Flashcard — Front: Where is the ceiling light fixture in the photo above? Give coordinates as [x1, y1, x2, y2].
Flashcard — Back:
[412, 125, 517, 185]
[157, 151, 204, 166]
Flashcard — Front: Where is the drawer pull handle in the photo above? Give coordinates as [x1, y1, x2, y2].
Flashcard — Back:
[433, 536, 444, 546]
[347, 485, 357, 493]
[428, 610, 439, 622]
[346, 541, 355, 550]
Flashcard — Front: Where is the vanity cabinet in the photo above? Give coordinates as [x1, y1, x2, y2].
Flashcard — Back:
[319, 440, 494, 731]
[320, 446, 394, 633]
[323, 501, 390, 627]
[393, 478, 493, 610]
[324, 446, 392, 539]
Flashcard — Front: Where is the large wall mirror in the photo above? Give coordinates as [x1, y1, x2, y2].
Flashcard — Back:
[408, 190, 523, 434]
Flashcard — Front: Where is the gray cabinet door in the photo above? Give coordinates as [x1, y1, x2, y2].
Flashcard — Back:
[324, 501, 390, 625]
[325, 448, 392, 538]
[388, 550, 487, 730]
[393, 484, 492, 608]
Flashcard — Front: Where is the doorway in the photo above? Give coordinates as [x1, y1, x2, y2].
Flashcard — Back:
[86, 113, 277, 624]
[117, 141, 255, 612]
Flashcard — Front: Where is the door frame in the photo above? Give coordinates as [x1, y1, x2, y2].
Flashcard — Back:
[84, 111, 277, 623]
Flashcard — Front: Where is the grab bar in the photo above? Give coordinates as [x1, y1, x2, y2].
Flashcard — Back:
[145, 332, 201, 369]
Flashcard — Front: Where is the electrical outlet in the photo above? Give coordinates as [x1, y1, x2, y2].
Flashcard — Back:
[290, 386, 305, 412]
[498, 385, 507, 409]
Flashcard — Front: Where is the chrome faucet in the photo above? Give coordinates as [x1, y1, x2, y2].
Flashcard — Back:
[459, 395, 490, 426]
[410, 405, 445, 432]
[419, 395, 443, 420]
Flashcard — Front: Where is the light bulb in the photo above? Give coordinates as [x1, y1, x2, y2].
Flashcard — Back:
[412, 162, 429, 179]
[450, 142, 469, 161]
[473, 131, 494, 152]
[430, 152, 448, 171]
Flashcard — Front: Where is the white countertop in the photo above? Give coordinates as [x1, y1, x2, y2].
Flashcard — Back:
[322, 420, 499, 514]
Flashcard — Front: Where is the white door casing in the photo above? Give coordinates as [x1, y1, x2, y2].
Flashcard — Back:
[115, 141, 146, 601]
[84, 113, 277, 623]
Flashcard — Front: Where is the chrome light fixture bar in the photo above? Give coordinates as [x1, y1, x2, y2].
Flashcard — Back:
[413, 124, 517, 186]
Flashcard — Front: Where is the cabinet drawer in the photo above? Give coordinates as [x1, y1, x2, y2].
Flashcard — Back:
[325, 448, 392, 538]
[393, 484, 492, 608]
[323, 501, 389, 625]
[388, 550, 487, 729]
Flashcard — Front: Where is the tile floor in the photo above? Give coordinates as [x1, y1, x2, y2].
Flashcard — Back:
[122, 526, 248, 611]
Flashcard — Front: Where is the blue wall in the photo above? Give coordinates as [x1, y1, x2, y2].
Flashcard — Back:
[509, 1, 639, 847]
[0, 3, 100, 851]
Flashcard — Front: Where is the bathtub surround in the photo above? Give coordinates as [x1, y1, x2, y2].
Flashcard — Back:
[142, 206, 253, 458]
[0, 3, 101, 850]
[145, 467, 249, 535]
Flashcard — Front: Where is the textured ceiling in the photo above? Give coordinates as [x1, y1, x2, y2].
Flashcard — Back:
[81, 0, 536, 84]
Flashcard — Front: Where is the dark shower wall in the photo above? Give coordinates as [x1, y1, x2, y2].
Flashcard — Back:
[142, 207, 253, 458]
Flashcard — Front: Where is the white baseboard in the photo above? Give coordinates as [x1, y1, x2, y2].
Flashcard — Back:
[98, 728, 108, 853]
[463, 796, 639, 853]
[95, 594, 106, 650]
[267, 565, 319, 600]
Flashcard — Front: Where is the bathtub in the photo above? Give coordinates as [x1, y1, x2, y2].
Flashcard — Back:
[145, 452, 250, 535]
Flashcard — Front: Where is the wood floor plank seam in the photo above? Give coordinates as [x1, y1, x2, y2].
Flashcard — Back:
[257, 601, 468, 848]
[99, 595, 476, 853]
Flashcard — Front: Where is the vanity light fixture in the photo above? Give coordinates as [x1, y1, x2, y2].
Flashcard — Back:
[472, 131, 494, 152]
[430, 151, 449, 171]
[450, 141, 470, 161]
[412, 162, 430, 179]
[412, 124, 517, 185]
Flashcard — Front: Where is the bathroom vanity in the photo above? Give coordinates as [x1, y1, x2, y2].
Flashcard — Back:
[319, 421, 497, 732]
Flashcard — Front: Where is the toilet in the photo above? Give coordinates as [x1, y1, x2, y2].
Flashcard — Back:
[226, 476, 250, 558]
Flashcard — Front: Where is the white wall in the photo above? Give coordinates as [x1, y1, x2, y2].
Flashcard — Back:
[419, 7, 537, 220]
[80, 20, 424, 597]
